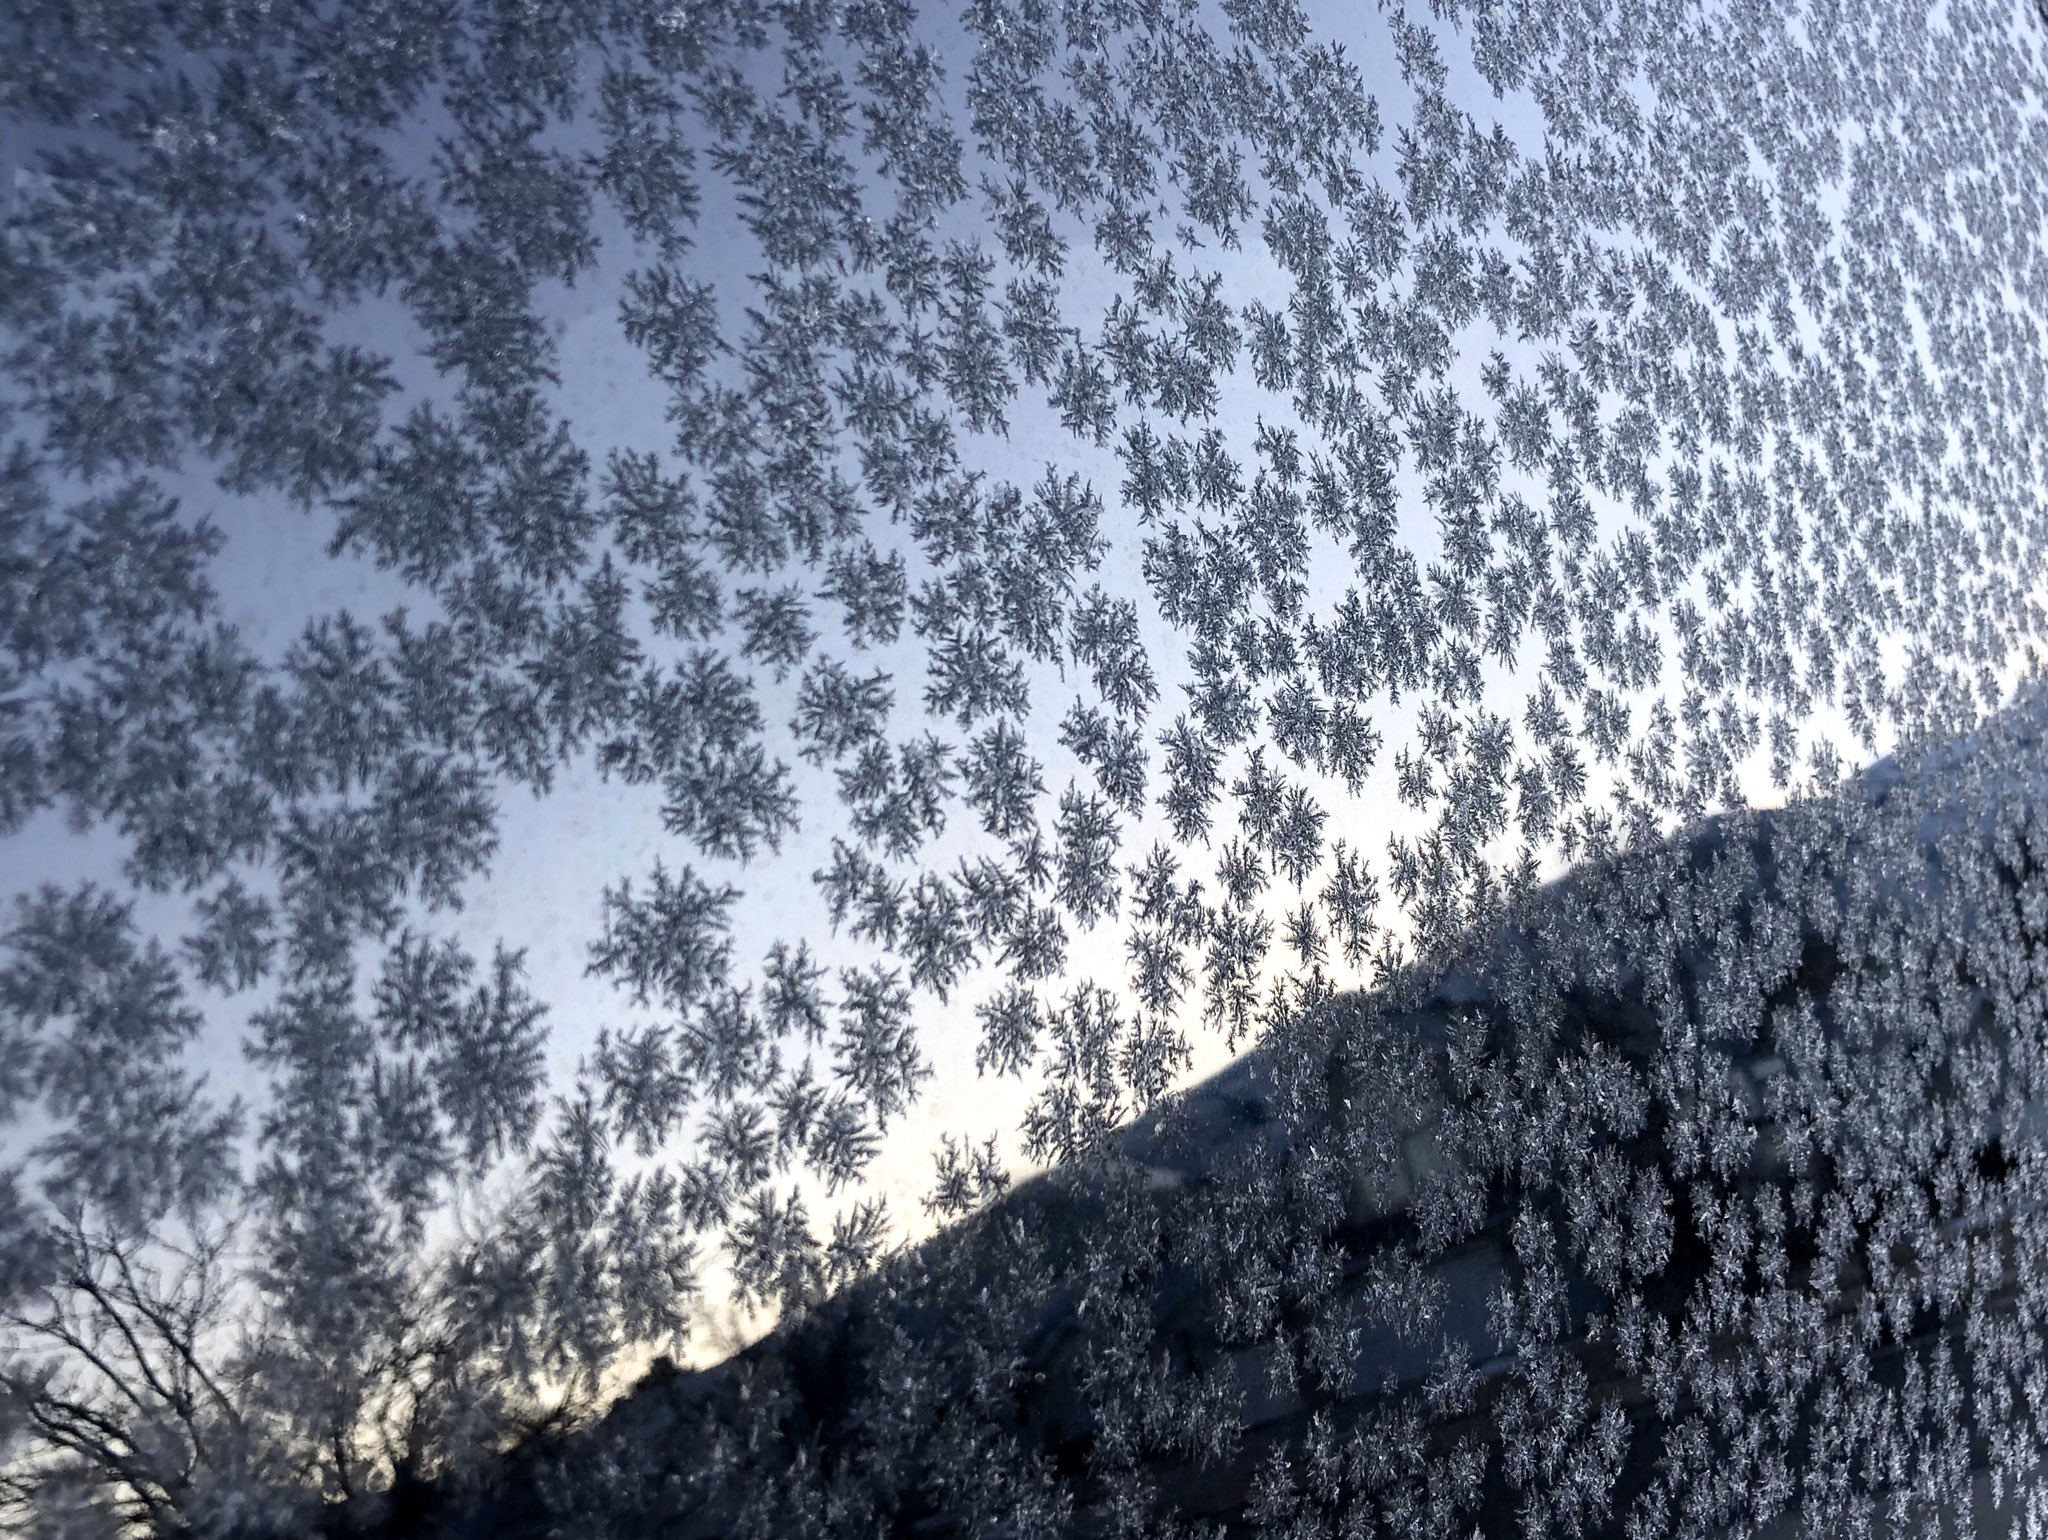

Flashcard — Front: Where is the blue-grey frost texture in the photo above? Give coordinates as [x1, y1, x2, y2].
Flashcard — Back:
[3, 0, 2048, 1535]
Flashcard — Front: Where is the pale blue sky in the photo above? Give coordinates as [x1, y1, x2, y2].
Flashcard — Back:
[1, 0, 2027, 1365]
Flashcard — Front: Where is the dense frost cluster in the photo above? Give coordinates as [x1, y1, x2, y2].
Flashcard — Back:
[561, 690, 2048, 1540]
[3, 0, 2048, 1533]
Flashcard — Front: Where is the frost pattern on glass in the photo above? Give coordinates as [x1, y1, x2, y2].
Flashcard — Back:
[2, 0, 2048, 1533]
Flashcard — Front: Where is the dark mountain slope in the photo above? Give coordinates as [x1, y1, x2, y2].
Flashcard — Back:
[300, 686, 2048, 1540]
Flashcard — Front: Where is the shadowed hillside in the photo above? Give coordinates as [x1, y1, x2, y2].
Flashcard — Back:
[279, 683, 2048, 1540]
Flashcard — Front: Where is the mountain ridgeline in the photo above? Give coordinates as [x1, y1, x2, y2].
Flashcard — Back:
[297, 690, 2048, 1539]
